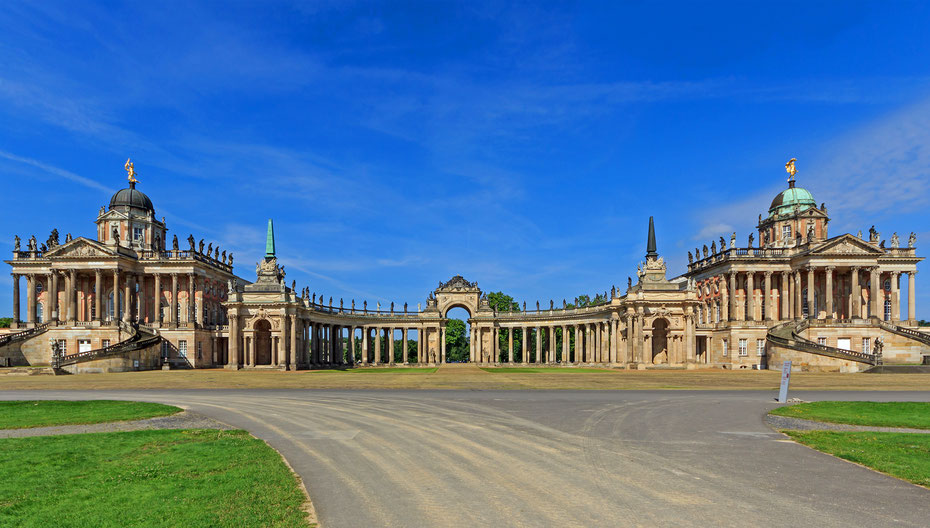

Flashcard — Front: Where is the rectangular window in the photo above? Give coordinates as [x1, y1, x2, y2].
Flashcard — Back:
[57, 339, 67, 354]
[178, 340, 188, 358]
[722, 339, 728, 356]
[161, 341, 171, 359]
[817, 337, 827, 346]
[714, 304, 720, 323]
[133, 226, 143, 241]
[757, 339, 766, 356]
[782, 224, 791, 241]
[102, 339, 111, 349]
[862, 338, 870, 354]
[738, 338, 748, 356]
[197, 341, 203, 359]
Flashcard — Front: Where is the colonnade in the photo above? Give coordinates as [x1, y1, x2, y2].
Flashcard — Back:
[9, 270, 227, 329]
[697, 268, 918, 324]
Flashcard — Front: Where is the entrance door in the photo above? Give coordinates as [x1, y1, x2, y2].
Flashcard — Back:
[78, 340, 92, 353]
[836, 338, 851, 351]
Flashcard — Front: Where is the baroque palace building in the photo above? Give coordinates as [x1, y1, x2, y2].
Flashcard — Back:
[2, 160, 927, 373]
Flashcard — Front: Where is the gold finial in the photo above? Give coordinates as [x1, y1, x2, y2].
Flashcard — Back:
[785, 157, 797, 182]
[125, 157, 138, 185]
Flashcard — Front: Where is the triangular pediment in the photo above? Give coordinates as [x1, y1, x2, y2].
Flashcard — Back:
[44, 237, 116, 258]
[809, 234, 882, 256]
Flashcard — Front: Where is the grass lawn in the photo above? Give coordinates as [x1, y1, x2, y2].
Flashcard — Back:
[0, 400, 181, 429]
[480, 367, 613, 373]
[784, 431, 930, 488]
[770, 401, 930, 429]
[0, 429, 311, 527]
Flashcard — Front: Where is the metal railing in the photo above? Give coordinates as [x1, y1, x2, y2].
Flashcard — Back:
[0, 323, 50, 347]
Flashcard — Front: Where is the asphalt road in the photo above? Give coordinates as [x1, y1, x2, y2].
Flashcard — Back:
[2, 389, 929, 527]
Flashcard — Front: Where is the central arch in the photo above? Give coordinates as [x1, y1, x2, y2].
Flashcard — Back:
[443, 304, 473, 363]
[254, 319, 272, 365]
[651, 318, 669, 364]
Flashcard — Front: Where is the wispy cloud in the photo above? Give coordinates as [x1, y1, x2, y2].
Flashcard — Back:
[0, 150, 114, 194]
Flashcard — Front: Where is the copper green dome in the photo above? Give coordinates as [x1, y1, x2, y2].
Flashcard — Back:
[109, 181, 155, 214]
[768, 182, 815, 217]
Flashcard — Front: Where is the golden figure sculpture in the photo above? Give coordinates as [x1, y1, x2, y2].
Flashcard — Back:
[125, 157, 138, 184]
[785, 157, 797, 182]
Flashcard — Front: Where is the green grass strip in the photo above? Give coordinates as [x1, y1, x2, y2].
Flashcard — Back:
[0, 429, 311, 527]
[770, 401, 930, 430]
[785, 431, 930, 487]
[342, 367, 437, 373]
[0, 400, 181, 429]
[480, 367, 613, 373]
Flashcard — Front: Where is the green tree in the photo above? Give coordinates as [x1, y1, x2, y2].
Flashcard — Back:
[445, 319, 469, 362]
[0, 318, 11, 329]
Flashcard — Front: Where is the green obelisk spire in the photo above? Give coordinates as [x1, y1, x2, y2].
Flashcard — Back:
[646, 216, 657, 259]
[265, 219, 276, 258]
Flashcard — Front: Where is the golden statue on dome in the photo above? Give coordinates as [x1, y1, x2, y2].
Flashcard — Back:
[785, 157, 797, 183]
[125, 157, 138, 185]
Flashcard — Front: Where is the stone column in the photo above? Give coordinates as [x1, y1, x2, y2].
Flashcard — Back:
[329, 325, 336, 366]
[402, 328, 409, 364]
[48, 272, 58, 323]
[227, 313, 239, 369]
[825, 266, 834, 320]
[535, 326, 541, 364]
[851, 267, 860, 319]
[196, 276, 205, 327]
[746, 272, 755, 322]
[763, 271, 772, 321]
[349, 327, 357, 365]
[374, 327, 382, 365]
[388, 327, 395, 365]
[440, 326, 447, 364]
[561, 325, 569, 363]
[908, 271, 917, 322]
[69, 270, 78, 324]
[289, 315, 298, 370]
[610, 318, 618, 364]
[492, 327, 499, 364]
[11, 274, 20, 327]
[546, 325, 553, 364]
[361, 327, 369, 365]
[593, 323, 601, 363]
[870, 267, 880, 319]
[806, 267, 815, 319]
[891, 272, 901, 321]
[521, 327, 528, 364]
[780, 271, 789, 320]
[25, 274, 36, 325]
[577, 324, 584, 365]
[794, 270, 803, 319]
[508, 328, 514, 363]
[153, 274, 161, 326]
[728, 271, 737, 321]
[720, 276, 729, 322]
[170, 273, 178, 326]
[123, 273, 131, 323]
[187, 273, 195, 325]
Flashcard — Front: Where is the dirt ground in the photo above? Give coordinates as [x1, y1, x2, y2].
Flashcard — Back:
[1, 364, 928, 391]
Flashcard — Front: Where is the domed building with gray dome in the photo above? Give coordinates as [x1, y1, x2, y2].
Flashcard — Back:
[3, 165, 247, 372]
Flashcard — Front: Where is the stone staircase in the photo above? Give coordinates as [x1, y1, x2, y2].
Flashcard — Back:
[767, 320, 879, 366]
[54, 322, 162, 369]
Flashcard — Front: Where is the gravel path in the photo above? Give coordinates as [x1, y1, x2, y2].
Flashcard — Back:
[765, 414, 930, 434]
[0, 410, 235, 439]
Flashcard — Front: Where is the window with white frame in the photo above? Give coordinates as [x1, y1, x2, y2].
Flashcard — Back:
[714, 304, 720, 323]
[178, 340, 188, 358]
[884, 299, 891, 321]
[817, 337, 827, 346]
[133, 226, 144, 241]
[698, 308, 703, 324]
[102, 339, 110, 349]
[862, 338, 870, 354]
[757, 339, 766, 356]
[738, 338, 748, 356]
[722, 339, 728, 356]
[57, 339, 67, 354]
[782, 224, 792, 241]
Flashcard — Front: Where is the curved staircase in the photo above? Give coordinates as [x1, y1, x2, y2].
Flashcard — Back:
[54, 322, 161, 369]
[876, 320, 930, 347]
[0, 323, 50, 348]
[767, 320, 879, 366]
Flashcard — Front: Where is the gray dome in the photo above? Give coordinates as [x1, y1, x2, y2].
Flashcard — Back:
[109, 183, 155, 214]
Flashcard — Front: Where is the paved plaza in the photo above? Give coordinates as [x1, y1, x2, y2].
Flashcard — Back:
[3, 389, 928, 527]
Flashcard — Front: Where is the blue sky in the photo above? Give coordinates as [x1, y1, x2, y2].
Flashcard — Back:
[1, 1, 928, 317]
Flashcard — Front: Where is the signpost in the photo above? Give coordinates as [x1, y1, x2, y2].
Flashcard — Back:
[777, 360, 792, 403]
